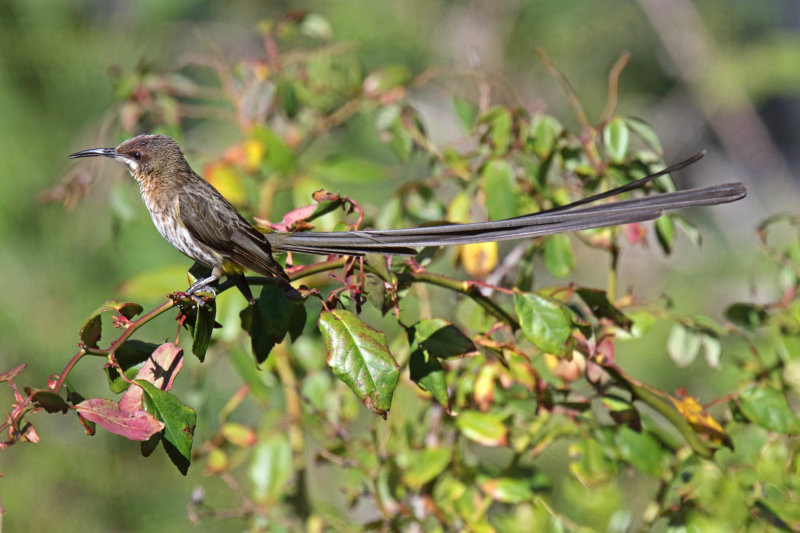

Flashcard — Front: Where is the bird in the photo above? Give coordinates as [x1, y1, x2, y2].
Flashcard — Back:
[70, 134, 747, 304]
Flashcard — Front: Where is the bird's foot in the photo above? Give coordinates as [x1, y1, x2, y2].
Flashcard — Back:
[186, 286, 216, 306]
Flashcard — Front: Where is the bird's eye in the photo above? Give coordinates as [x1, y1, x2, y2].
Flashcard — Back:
[133, 151, 142, 160]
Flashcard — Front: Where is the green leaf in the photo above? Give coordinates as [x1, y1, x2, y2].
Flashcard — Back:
[136, 380, 196, 475]
[488, 107, 512, 155]
[403, 448, 452, 489]
[483, 159, 518, 221]
[543, 233, 575, 278]
[299, 12, 333, 40]
[79, 315, 102, 349]
[602, 396, 641, 430]
[576, 288, 633, 330]
[30, 389, 69, 413]
[408, 318, 477, 359]
[277, 80, 299, 118]
[725, 303, 769, 330]
[190, 299, 215, 362]
[514, 293, 572, 355]
[105, 340, 159, 394]
[456, 411, 507, 447]
[624, 117, 663, 155]
[739, 386, 800, 434]
[409, 349, 450, 410]
[603, 117, 630, 163]
[240, 282, 307, 364]
[568, 439, 616, 485]
[453, 96, 477, 132]
[79, 300, 144, 349]
[249, 435, 292, 504]
[364, 273, 391, 315]
[655, 215, 675, 254]
[667, 324, 702, 367]
[701, 333, 722, 368]
[252, 126, 296, 174]
[614, 427, 667, 476]
[319, 310, 400, 418]
[530, 114, 563, 158]
[478, 476, 534, 503]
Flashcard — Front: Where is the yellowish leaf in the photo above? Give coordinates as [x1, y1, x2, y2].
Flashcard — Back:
[243, 139, 265, 172]
[670, 390, 731, 447]
[205, 163, 246, 206]
[460, 241, 497, 278]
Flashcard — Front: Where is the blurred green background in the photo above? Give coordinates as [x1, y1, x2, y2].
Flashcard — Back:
[0, 0, 797, 531]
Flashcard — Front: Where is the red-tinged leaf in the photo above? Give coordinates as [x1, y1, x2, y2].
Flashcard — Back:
[74, 398, 164, 441]
[319, 309, 399, 419]
[479, 476, 534, 503]
[119, 343, 184, 414]
[221, 422, 257, 447]
[0, 363, 26, 382]
[257, 203, 317, 232]
[20, 423, 40, 443]
[105, 340, 159, 394]
[623, 222, 647, 245]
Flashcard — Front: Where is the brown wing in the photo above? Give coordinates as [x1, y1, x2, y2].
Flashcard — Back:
[178, 179, 289, 280]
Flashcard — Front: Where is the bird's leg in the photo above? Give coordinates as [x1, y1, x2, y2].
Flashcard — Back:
[186, 267, 222, 305]
[229, 273, 256, 305]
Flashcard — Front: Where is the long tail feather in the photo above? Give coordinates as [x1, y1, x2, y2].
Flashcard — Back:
[266, 154, 746, 256]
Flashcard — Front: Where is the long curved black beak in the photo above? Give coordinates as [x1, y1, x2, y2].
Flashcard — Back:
[69, 147, 116, 159]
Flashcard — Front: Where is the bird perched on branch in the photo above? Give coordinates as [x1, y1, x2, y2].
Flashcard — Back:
[70, 134, 746, 304]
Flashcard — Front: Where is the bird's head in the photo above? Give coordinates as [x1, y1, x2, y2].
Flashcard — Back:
[69, 134, 190, 183]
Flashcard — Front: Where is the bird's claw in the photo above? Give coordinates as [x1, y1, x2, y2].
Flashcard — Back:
[172, 286, 217, 307]
[187, 286, 216, 306]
